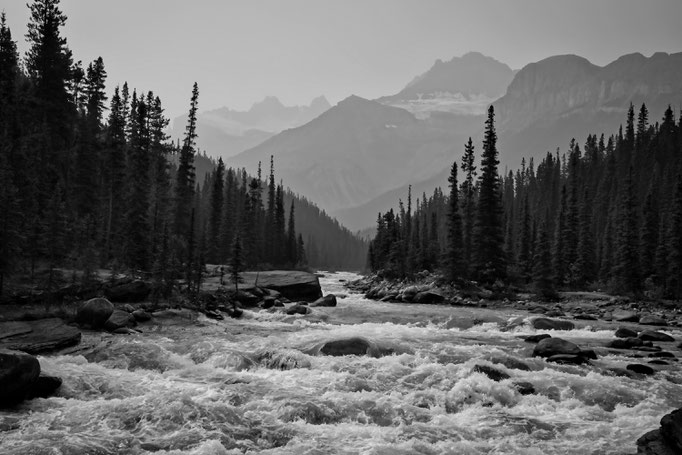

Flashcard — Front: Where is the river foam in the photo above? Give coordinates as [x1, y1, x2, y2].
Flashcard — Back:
[1, 271, 680, 454]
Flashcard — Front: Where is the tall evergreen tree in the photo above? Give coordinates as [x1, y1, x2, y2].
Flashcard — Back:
[614, 167, 640, 293]
[460, 137, 477, 274]
[473, 106, 506, 283]
[446, 160, 464, 280]
[532, 222, 556, 300]
[208, 158, 225, 262]
[174, 82, 199, 241]
[666, 174, 682, 299]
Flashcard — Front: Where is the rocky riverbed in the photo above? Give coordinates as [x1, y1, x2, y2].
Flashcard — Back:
[0, 271, 680, 454]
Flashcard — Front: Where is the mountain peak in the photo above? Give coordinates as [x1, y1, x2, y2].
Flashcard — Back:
[310, 95, 331, 110]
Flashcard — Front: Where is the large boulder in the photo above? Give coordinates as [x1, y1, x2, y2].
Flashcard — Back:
[76, 297, 114, 328]
[311, 294, 337, 307]
[105, 280, 151, 303]
[285, 304, 311, 315]
[639, 315, 667, 326]
[104, 310, 136, 332]
[615, 327, 639, 338]
[637, 408, 682, 455]
[531, 317, 575, 331]
[0, 349, 40, 406]
[532, 337, 581, 358]
[320, 337, 371, 356]
[0, 319, 81, 354]
[239, 271, 322, 302]
[613, 310, 639, 323]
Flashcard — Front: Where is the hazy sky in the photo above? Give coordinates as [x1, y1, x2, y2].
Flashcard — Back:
[3, 0, 681, 119]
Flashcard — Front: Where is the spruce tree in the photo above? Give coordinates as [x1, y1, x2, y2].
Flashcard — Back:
[208, 158, 225, 262]
[174, 82, 199, 241]
[532, 222, 556, 300]
[460, 137, 477, 274]
[666, 174, 682, 299]
[614, 167, 640, 293]
[473, 106, 506, 283]
[287, 200, 297, 266]
[446, 160, 464, 280]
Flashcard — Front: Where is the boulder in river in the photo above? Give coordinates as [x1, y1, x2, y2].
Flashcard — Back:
[613, 310, 639, 323]
[531, 317, 575, 331]
[615, 327, 639, 338]
[0, 349, 40, 406]
[639, 315, 667, 326]
[311, 294, 337, 307]
[473, 364, 510, 382]
[547, 354, 590, 365]
[105, 280, 151, 303]
[240, 271, 322, 302]
[76, 297, 114, 328]
[627, 364, 655, 375]
[637, 407, 682, 455]
[607, 337, 644, 349]
[285, 304, 311, 315]
[104, 310, 136, 332]
[132, 309, 152, 322]
[524, 334, 551, 343]
[639, 330, 675, 342]
[533, 337, 581, 358]
[320, 337, 371, 356]
[0, 319, 81, 354]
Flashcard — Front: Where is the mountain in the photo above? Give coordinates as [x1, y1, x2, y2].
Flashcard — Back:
[378, 52, 516, 117]
[496, 51, 682, 168]
[170, 95, 331, 160]
[227, 95, 476, 214]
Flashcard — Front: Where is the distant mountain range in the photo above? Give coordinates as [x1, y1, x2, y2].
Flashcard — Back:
[170, 95, 331, 160]
[224, 51, 682, 232]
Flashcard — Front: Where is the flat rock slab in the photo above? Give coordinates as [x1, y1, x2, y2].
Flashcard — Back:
[0, 319, 81, 354]
[532, 317, 575, 331]
[240, 271, 322, 302]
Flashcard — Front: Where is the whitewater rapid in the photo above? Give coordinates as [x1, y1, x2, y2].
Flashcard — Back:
[1, 272, 681, 454]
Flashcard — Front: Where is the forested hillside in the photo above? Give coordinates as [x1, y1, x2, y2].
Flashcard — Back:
[369, 104, 682, 300]
[0, 2, 366, 298]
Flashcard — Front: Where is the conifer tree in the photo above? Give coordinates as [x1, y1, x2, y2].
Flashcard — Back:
[473, 106, 506, 283]
[666, 174, 682, 299]
[174, 82, 199, 241]
[208, 158, 225, 262]
[553, 185, 568, 287]
[614, 167, 640, 293]
[460, 137, 477, 273]
[229, 232, 244, 295]
[287, 200, 298, 265]
[532, 222, 556, 300]
[640, 184, 659, 282]
[446, 160, 464, 280]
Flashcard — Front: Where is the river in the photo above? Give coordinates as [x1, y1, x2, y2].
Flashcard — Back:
[1, 272, 681, 454]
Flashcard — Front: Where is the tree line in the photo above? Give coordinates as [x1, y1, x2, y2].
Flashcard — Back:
[369, 103, 682, 300]
[0, 0, 308, 296]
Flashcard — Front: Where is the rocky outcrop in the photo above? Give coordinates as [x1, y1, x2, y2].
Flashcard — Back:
[240, 271, 322, 302]
[532, 337, 581, 358]
[76, 297, 114, 328]
[0, 319, 81, 354]
[0, 349, 40, 406]
[637, 408, 682, 454]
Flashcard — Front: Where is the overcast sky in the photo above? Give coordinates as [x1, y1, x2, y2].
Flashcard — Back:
[3, 0, 681, 119]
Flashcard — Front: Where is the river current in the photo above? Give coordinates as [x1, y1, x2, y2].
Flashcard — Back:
[1, 272, 681, 454]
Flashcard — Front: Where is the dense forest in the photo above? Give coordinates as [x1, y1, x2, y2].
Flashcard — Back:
[369, 104, 682, 300]
[0, 0, 366, 298]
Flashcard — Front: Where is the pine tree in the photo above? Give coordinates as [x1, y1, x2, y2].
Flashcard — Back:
[208, 158, 225, 262]
[473, 106, 506, 283]
[553, 185, 568, 287]
[639, 184, 659, 282]
[460, 137, 477, 274]
[174, 82, 199, 241]
[229, 232, 244, 295]
[532, 222, 556, 300]
[446, 160, 464, 280]
[614, 167, 640, 293]
[666, 174, 682, 299]
[287, 200, 298, 266]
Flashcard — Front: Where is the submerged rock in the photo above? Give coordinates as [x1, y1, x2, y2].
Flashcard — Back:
[25, 375, 62, 400]
[613, 310, 639, 323]
[285, 304, 311, 315]
[547, 354, 590, 365]
[608, 337, 643, 349]
[76, 297, 114, 328]
[531, 317, 575, 331]
[320, 337, 371, 356]
[513, 381, 535, 395]
[524, 334, 551, 343]
[132, 309, 152, 322]
[627, 364, 655, 375]
[473, 364, 510, 382]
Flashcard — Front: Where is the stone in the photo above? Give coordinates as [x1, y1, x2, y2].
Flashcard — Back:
[233, 290, 260, 307]
[615, 327, 639, 338]
[320, 337, 371, 356]
[473, 364, 510, 382]
[627, 364, 655, 375]
[239, 270, 322, 302]
[660, 408, 682, 453]
[0, 349, 40, 406]
[493, 357, 532, 371]
[649, 351, 675, 358]
[25, 375, 62, 400]
[639, 330, 675, 342]
[311, 294, 337, 307]
[380, 295, 396, 302]
[639, 315, 667, 326]
[76, 297, 114, 328]
[648, 360, 669, 365]
[579, 349, 598, 360]
[513, 382, 535, 395]
[122, 304, 135, 313]
[0, 319, 81, 354]
[524, 334, 551, 343]
[104, 310, 136, 332]
[547, 354, 589, 365]
[106, 280, 151, 303]
[608, 337, 643, 349]
[132, 309, 152, 322]
[531, 317, 575, 331]
[412, 290, 445, 304]
[285, 304, 311, 315]
[613, 310, 639, 323]
[204, 310, 224, 320]
[261, 296, 276, 309]
[533, 337, 581, 358]
[401, 285, 420, 299]
[573, 313, 598, 320]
